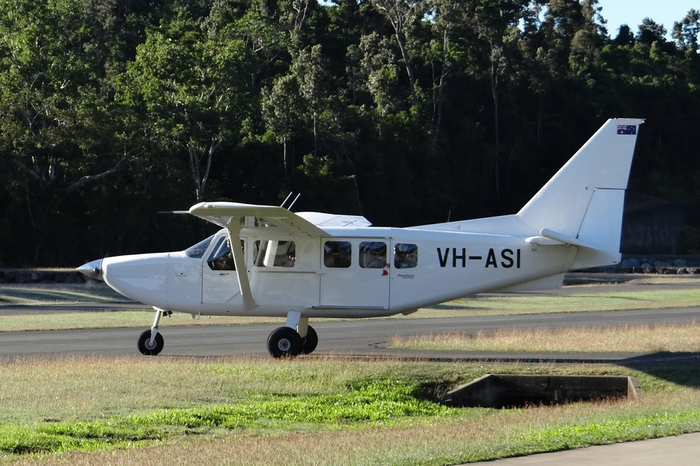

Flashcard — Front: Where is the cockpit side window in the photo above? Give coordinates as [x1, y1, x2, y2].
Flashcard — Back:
[207, 236, 236, 270]
[253, 240, 296, 267]
[185, 235, 214, 259]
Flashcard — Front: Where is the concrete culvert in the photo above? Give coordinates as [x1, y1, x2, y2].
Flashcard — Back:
[441, 374, 641, 408]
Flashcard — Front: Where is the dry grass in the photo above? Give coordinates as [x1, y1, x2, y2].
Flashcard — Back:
[391, 322, 700, 353]
[0, 311, 283, 332]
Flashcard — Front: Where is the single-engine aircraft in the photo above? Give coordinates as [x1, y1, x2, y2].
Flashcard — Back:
[78, 118, 644, 358]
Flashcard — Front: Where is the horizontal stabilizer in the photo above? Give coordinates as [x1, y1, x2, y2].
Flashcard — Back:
[525, 228, 599, 250]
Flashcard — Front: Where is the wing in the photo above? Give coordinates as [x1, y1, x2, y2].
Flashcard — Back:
[188, 201, 371, 311]
[189, 202, 330, 238]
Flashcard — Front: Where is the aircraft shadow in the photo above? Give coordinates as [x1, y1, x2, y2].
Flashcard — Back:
[617, 351, 700, 389]
[342, 350, 700, 391]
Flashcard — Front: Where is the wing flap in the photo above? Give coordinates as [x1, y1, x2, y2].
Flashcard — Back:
[296, 212, 371, 228]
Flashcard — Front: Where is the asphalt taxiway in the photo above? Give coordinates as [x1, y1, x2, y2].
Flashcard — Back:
[1, 307, 699, 361]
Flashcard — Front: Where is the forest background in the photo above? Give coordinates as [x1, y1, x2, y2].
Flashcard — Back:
[0, 0, 698, 267]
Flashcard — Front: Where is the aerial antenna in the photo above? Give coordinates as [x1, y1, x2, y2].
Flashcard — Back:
[280, 192, 301, 211]
[447, 209, 452, 222]
[287, 193, 301, 211]
[280, 192, 294, 208]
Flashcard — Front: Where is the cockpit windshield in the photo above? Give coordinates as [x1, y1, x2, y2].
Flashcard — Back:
[185, 235, 214, 258]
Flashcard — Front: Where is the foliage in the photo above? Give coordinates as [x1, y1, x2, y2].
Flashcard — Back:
[0, 0, 699, 266]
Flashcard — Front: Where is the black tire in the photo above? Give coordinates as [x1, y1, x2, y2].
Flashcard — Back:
[267, 326, 302, 358]
[300, 325, 318, 354]
[137, 329, 164, 356]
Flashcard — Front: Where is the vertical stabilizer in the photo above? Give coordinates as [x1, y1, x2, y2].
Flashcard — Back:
[518, 118, 643, 268]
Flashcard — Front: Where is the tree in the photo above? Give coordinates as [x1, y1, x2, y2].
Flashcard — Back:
[0, 0, 125, 263]
[370, 0, 424, 106]
[294, 45, 331, 158]
[261, 74, 305, 175]
[118, 7, 253, 202]
[637, 18, 667, 47]
[0, 0, 700, 265]
[673, 9, 700, 54]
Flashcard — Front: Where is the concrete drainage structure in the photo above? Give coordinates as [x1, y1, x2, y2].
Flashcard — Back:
[441, 374, 641, 408]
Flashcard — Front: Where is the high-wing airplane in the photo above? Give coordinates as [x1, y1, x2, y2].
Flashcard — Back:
[78, 118, 643, 358]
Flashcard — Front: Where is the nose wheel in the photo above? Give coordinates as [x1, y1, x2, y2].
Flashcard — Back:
[138, 329, 164, 355]
[137, 307, 168, 356]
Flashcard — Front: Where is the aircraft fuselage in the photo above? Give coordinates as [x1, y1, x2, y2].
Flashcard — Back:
[95, 225, 576, 319]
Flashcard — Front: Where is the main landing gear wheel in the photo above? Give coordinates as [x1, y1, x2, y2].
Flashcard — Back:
[300, 325, 318, 354]
[267, 326, 302, 358]
[137, 330, 164, 356]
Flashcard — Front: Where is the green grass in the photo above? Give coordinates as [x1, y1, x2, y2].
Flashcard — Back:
[1, 356, 699, 464]
[0, 378, 450, 455]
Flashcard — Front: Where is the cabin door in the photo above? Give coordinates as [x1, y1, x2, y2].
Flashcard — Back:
[319, 238, 390, 309]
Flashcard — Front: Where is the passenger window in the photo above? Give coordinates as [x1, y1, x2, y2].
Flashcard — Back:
[359, 241, 387, 269]
[324, 241, 351, 268]
[394, 243, 418, 269]
[253, 240, 295, 267]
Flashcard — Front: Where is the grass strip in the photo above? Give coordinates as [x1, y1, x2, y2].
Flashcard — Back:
[391, 322, 700, 353]
[0, 284, 123, 304]
[427, 288, 700, 316]
[515, 412, 700, 454]
[0, 311, 281, 332]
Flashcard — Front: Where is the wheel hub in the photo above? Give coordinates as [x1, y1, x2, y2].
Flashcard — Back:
[277, 339, 291, 351]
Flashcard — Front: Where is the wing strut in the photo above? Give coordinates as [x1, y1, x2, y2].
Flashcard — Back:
[227, 220, 256, 310]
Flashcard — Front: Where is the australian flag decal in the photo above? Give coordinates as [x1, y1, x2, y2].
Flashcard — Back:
[617, 124, 636, 135]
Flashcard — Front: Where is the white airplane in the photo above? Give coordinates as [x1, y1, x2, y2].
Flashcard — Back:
[78, 118, 643, 358]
